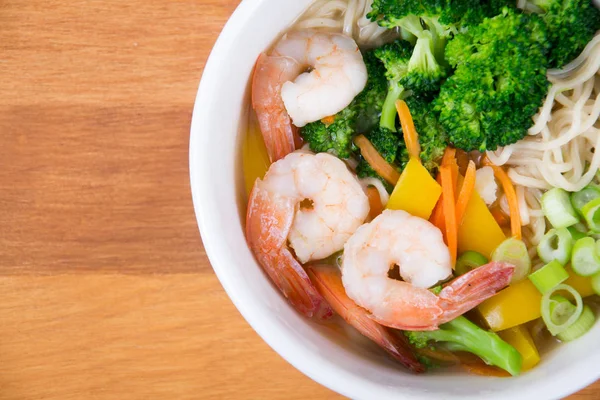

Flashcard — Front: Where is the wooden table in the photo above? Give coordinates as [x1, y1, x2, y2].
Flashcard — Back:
[0, 1, 596, 399]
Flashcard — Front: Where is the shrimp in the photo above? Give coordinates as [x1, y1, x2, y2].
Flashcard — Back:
[341, 210, 514, 331]
[252, 30, 368, 162]
[307, 265, 425, 373]
[246, 151, 370, 318]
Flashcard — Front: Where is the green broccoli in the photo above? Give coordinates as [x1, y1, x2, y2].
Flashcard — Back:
[406, 316, 523, 376]
[435, 8, 550, 151]
[300, 50, 387, 158]
[354, 49, 390, 133]
[300, 107, 357, 158]
[356, 126, 401, 192]
[531, 0, 600, 68]
[368, 0, 484, 35]
[368, 0, 468, 96]
[373, 40, 412, 131]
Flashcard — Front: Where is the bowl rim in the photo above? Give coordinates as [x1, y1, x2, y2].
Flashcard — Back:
[189, 1, 600, 398]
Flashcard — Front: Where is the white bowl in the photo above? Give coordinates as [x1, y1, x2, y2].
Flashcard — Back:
[189, 1, 600, 398]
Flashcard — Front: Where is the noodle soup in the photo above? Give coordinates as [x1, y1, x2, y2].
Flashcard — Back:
[242, 0, 600, 377]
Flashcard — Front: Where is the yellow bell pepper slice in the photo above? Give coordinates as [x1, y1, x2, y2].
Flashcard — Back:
[242, 115, 270, 196]
[498, 325, 540, 371]
[479, 267, 594, 331]
[457, 191, 506, 258]
[386, 158, 442, 220]
[478, 279, 541, 332]
[564, 269, 595, 297]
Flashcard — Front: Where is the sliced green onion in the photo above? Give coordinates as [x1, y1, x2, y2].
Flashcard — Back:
[541, 285, 583, 336]
[456, 251, 488, 276]
[541, 188, 579, 228]
[528, 260, 569, 294]
[591, 273, 600, 296]
[492, 238, 531, 283]
[571, 185, 600, 217]
[572, 186, 600, 216]
[557, 305, 596, 342]
[571, 237, 600, 276]
[581, 197, 600, 233]
[568, 225, 588, 241]
[536, 228, 574, 265]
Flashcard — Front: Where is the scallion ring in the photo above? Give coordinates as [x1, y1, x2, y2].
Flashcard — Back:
[492, 237, 531, 283]
[541, 188, 580, 229]
[536, 228, 573, 266]
[556, 305, 596, 342]
[456, 251, 488, 276]
[541, 284, 584, 336]
[571, 185, 600, 217]
[581, 197, 600, 233]
[571, 237, 600, 276]
[528, 260, 569, 294]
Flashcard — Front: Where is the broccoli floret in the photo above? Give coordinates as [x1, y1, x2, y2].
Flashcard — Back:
[356, 127, 401, 192]
[398, 96, 448, 173]
[405, 316, 523, 376]
[373, 40, 412, 131]
[354, 50, 390, 132]
[369, 0, 490, 36]
[300, 50, 387, 157]
[531, 0, 600, 68]
[300, 107, 357, 158]
[369, 1, 462, 96]
[403, 31, 447, 93]
[374, 35, 448, 132]
[435, 8, 550, 151]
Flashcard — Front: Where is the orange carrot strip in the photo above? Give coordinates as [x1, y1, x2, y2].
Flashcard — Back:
[490, 205, 510, 227]
[455, 161, 477, 226]
[482, 157, 522, 239]
[354, 135, 401, 185]
[442, 147, 456, 167]
[416, 347, 460, 365]
[461, 362, 511, 377]
[395, 100, 421, 159]
[441, 148, 459, 199]
[455, 149, 470, 176]
[366, 186, 384, 220]
[430, 174, 446, 232]
[321, 115, 336, 126]
[440, 165, 458, 266]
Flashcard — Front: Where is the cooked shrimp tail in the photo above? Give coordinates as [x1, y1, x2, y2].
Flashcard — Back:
[342, 210, 514, 331]
[252, 53, 301, 163]
[307, 265, 425, 373]
[252, 31, 367, 162]
[438, 262, 515, 323]
[247, 181, 333, 319]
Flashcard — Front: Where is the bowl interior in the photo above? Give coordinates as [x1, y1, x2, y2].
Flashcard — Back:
[189, 1, 600, 399]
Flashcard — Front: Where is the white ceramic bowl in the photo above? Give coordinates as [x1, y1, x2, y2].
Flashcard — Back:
[189, 1, 600, 398]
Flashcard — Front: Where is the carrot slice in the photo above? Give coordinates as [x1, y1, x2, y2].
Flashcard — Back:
[442, 147, 456, 167]
[430, 173, 446, 232]
[455, 149, 470, 176]
[482, 157, 522, 240]
[490, 205, 510, 227]
[455, 161, 476, 226]
[354, 135, 401, 185]
[321, 115, 336, 126]
[416, 347, 460, 365]
[395, 100, 421, 159]
[366, 186, 384, 220]
[440, 165, 457, 266]
[461, 362, 511, 377]
[441, 148, 459, 199]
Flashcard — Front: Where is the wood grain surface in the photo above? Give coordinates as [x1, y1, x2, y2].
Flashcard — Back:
[0, 1, 597, 399]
